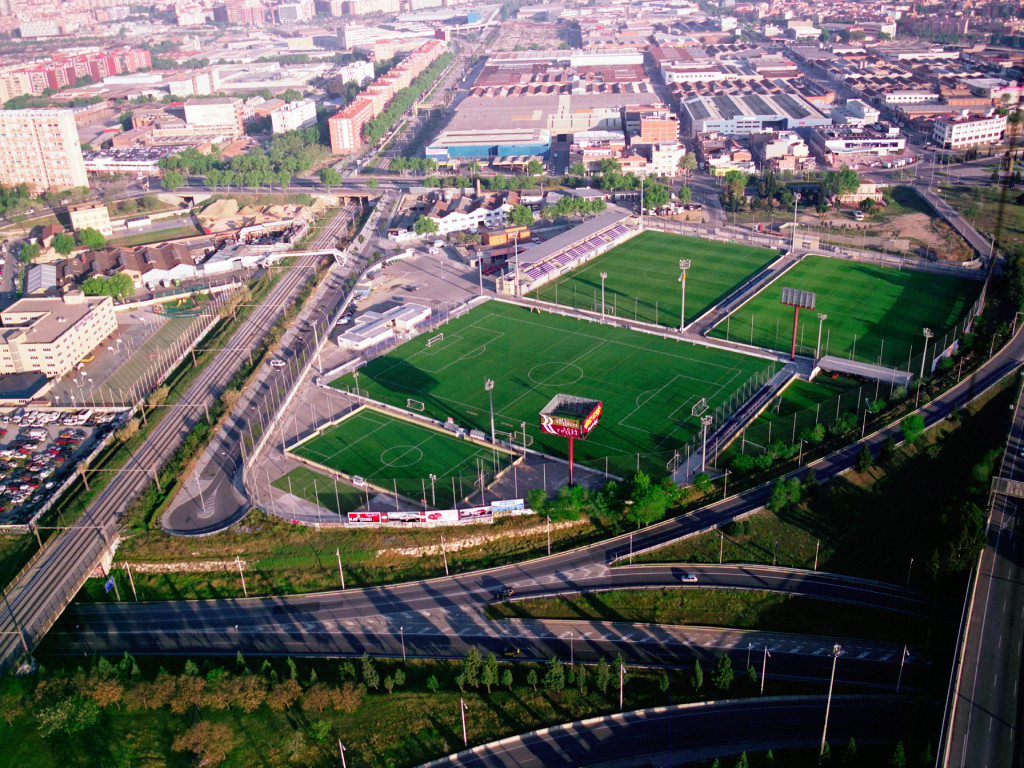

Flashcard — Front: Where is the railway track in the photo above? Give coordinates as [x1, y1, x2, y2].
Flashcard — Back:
[0, 203, 358, 674]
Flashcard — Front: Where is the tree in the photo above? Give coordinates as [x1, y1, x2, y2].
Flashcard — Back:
[526, 669, 538, 691]
[678, 185, 692, 203]
[767, 477, 802, 513]
[595, 657, 612, 694]
[642, 180, 670, 210]
[52, 232, 75, 256]
[856, 445, 874, 473]
[527, 159, 545, 175]
[79, 227, 106, 250]
[413, 215, 439, 236]
[745, 665, 757, 690]
[463, 648, 481, 689]
[734, 753, 749, 768]
[394, 669, 405, 688]
[426, 675, 439, 693]
[842, 737, 857, 766]
[711, 654, 734, 692]
[482, 653, 499, 693]
[721, 170, 747, 212]
[501, 669, 513, 690]
[161, 170, 185, 191]
[366, 177, 379, 189]
[171, 721, 238, 767]
[384, 676, 394, 695]
[890, 741, 907, 768]
[361, 653, 380, 690]
[658, 671, 670, 692]
[36, 696, 100, 737]
[690, 660, 703, 693]
[115, 417, 140, 444]
[858, 198, 876, 215]
[599, 157, 622, 176]
[18, 242, 39, 264]
[508, 204, 534, 228]
[627, 471, 672, 526]
[901, 414, 925, 445]
[679, 153, 697, 183]
[543, 656, 565, 691]
[320, 167, 341, 190]
[569, 161, 587, 177]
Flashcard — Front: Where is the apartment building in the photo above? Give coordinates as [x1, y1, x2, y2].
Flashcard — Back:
[0, 292, 116, 379]
[0, 109, 88, 194]
[271, 99, 317, 134]
[624, 108, 679, 143]
[933, 112, 1007, 149]
[67, 202, 112, 237]
[328, 98, 375, 154]
[184, 98, 245, 141]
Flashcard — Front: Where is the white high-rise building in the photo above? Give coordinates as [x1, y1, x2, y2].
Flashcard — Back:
[0, 109, 87, 194]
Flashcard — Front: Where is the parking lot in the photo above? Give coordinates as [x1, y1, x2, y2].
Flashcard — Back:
[0, 408, 120, 525]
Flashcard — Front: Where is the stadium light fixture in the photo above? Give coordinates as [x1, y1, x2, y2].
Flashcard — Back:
[700, 414, 713, 474]
[679, 259, 691, 333]
[791, 192, 802, 252]
[600, 272, 608, 321]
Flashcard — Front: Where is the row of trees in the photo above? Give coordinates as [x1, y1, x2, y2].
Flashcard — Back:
[540, 195, 607, 222]
[81, 273, 135, 300]
[364, 52, 455, 145]
[51, 227, 105, 256]
[723, 166, 860, 214]
[527, 470, 680, 529]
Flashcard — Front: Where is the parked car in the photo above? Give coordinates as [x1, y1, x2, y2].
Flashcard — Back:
[269, 359, 287, 368]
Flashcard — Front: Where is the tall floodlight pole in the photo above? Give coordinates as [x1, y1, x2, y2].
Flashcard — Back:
[700, 414, 713, 474]
[679, 259, 691, 333]
[816, 312, 827, 360]
[600, 272, 608, 320]
[429, 473, 437, 508]
[485, 379, 496, 445]
[916, 327, 933, 408]
[896, 644, 909, 692]
[791, 192, 802, 252]
[514, 232, 521, 297]
[818, 643, 843, 767]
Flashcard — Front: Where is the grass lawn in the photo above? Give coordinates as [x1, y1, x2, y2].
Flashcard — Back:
[9, 654, 731, 768]
[103, 313, 202, 395]
[487, 588, 933, 645]
[759, 375, 865, 423]
[288, 407, 514, 509]
[107, 223, 202, 247]
[707, 255, 980, 368]
[271, 465, 365, 516]
[330, 302, 776, 478]
[529, 231, 779, 328]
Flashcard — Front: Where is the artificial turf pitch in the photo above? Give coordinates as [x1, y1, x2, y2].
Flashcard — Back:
[528, 231, 779, 328]
[708, 255, 980, 367]
[290, 407, 512, 508]
[329, 302, 775, 477]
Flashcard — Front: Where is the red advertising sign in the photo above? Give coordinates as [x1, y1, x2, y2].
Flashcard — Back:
[348, 512, 381, 523]
[458, 507, 492, 520]
[539, 400, 602, 439]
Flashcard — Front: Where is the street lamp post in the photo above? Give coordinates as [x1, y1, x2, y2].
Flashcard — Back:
[440, 534, 449, 576]
[815, 312, 827, 360]
[429, 473, 437, 508]
[678, 259, 691, 333]
[760, 645, 770, 696]
[916, 327, 933, 408]
[400, 626, 406, 662]
[600, 272, 608, 320]
[338, 741, 347, 768]
[700, 415, 713, 474]
[896, 644, 909, 692]
[818, 644, 843, 767]
[485, 379, 496, 445]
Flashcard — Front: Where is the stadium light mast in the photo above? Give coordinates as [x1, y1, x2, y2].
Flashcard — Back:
[600, 272, 608, 321]
[700, 414, 713, 474]
[679, 259, 691, 333]
[485, 379, 496, 445]
[791, 192, 802, 252]
[818, 644, 844, 767]
[816, 312, 828, 360]
[916, 327, 933, 408]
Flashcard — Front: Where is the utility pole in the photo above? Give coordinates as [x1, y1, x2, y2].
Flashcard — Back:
[760, 645, 770, 696]
[336, 548, 345, 589]
[818, 644, 843, 767]
[460, 697, 468, 746]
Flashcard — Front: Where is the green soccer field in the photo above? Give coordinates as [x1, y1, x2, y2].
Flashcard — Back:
[329, 302, 776, 478]
[290, 407, 513, 509]
[528, 231, 779, 328]
[707, 255, 981, 368]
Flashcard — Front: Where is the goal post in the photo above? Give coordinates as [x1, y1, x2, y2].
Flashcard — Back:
[690, 397, 709, 418]
[511, 430, 534, 448]
[426, 333, 444, 348]
[406, 399, 426, 412]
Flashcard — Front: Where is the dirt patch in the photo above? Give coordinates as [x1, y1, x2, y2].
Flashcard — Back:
[879, 212, 974, 262]
[381, 518, 586, 557]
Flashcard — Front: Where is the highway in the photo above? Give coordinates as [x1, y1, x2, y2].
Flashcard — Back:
[942, 380, 1024, 767]
[0, 206, 358, 674]
[417, 696, 927, 768]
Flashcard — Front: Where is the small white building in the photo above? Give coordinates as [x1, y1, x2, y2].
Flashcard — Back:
[271, 99, 317, 134]
[336, 303, 431, 351]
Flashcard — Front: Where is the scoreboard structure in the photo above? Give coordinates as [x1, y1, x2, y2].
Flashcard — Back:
[540, 394, 602, 484]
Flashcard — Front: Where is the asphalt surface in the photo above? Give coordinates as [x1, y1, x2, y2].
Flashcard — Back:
[0, 208, 364, 674]
[160, 203, 362, 534]
[943, 382, 1024, 767]
[416, 696, 928, 768]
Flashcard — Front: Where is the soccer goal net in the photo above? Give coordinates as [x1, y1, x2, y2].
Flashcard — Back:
[591, 303, 617, 316]
[690, 397, 709, 418]
[406, 399, 426, 412]
[426, 333, 444, 347]
[510, 430, 534, 448]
